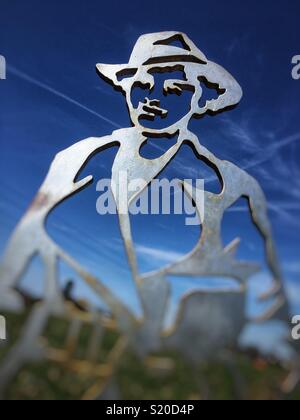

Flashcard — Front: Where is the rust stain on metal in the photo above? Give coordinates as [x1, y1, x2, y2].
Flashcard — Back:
[29, 192, 50, 211]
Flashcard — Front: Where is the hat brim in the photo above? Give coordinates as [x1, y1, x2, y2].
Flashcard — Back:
[96, 61, 243, 114]
[96, 57, 203, 86]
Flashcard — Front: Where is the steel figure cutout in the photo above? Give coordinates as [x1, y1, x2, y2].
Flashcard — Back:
[0, 32, 290, 398]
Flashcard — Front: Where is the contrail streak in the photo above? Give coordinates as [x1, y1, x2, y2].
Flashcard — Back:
[7, 66, 175, 157]
[7, 65, 300, 167]
[8, 65, 122, 129]
[243, 132, 300, 171]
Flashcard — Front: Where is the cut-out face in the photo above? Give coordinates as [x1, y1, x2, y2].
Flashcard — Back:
[97, 32, 243, 133]
[117, 62, 227, 132]
[129, 66, 195, 131]
[120, 64, 200, 131]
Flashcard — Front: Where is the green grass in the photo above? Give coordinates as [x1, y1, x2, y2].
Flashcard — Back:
[1, 311, 299, 400]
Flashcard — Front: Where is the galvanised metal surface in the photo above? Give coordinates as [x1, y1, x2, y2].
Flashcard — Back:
[0, 32, 291, 399]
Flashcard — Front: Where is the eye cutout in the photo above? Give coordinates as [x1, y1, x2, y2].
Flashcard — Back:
[147, 66, 191, 97]
[116, 68, 138, 82]
[131, 80, 152, 91]
[130, 65, 196, 104]
[163, 80, 195, 96]
[147, 65, 187, 85]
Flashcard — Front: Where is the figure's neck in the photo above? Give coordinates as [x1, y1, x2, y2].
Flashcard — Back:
[136, 123, 195, 142]
[138, 126, 179, 139]
[132, 123, 219, 169]
[136, 124, 218, 162]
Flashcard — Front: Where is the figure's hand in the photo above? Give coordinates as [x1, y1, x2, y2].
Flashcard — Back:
[258, 281, 283, 301]
[73, 175, 93, 192]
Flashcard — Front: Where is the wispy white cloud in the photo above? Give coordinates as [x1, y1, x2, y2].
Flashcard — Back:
[268, 202, 300, 227]
[135, 244, 184, 263]
[286, 282, 300, 307]
[244, 131, 300, 171]
[219, 114, 300, 192]
[224, 199, 300, 229]
[226, 201, 300, 216]
[220, 114, 261, 154]
[283, 261, 300, 275]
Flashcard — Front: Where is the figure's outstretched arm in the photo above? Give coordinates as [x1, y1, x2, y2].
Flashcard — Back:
[0, 132, 134, 321]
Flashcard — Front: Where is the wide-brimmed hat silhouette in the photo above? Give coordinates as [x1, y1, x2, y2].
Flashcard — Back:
[97, 31, 243, 116]
[97, 31, 209, 84]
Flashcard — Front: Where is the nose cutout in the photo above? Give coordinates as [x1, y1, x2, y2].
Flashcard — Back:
[131, 69, 194, 129]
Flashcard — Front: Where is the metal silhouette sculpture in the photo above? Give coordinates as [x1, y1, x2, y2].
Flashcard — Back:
[0, 32, 290, 398]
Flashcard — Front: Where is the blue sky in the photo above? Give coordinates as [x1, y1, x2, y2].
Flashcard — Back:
[0, 0, 300, 346]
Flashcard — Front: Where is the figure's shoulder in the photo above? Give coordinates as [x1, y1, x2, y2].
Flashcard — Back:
[45, 128, 135, 180]
[55, 127, 134, 159]
[56, 134, 112, 159]
[110, 126, 137, 141]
